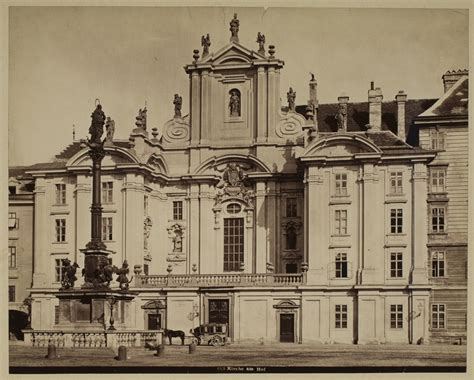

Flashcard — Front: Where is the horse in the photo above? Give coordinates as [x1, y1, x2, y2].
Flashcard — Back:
[163, 328, 185, 345]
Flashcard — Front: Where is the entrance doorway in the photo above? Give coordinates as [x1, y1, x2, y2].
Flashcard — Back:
[279, 313, 295, 343]
[208, 299, 229, 324]
[147, 313, 161, 330]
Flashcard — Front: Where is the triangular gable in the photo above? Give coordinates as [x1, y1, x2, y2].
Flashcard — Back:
[201, 42, 265, 65]
[418, 76, 468, 117]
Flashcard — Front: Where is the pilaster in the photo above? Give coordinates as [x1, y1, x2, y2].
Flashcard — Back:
[257, 66, 267, 143]
[255, 181, 267, 273]
[411, 163, 429, 284]
[188, 184, 200, 272]
[32, 177, 48, 288]
[190, 71, 201, 144]
[200, 70, 211, 145]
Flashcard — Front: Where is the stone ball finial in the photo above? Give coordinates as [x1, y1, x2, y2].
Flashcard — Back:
[192, 49, 200, 63]
[151, 127, 159, 140]
[268, 45, 275, 57]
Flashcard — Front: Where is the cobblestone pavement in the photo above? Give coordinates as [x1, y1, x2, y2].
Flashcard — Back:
[9, 343, 467, 370]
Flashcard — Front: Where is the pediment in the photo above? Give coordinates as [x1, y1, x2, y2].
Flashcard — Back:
[204, 43, 264, 66]
[194, 154, 271, 175]
[301, 134, 383, 159]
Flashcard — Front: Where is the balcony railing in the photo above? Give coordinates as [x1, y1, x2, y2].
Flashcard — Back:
[135, 273, 305, 288]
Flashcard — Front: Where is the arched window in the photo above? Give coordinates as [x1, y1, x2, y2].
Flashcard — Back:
[228, 89, 241, 117]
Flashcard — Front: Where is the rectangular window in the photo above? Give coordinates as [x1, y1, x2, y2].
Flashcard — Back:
[8, 286, 15, 302]
[431, 304, 446, 329]
[8, 212, 17, 229]
[390, 172, 403, 194]
[55, 306, 60, 324]
[55, 259, 65, 282]
[335, 304, 348, 328]
[335, 253, 348, 278]
[286, 197, 297, 217]
[335, 173, 348, 196]
[431, 207, 446, 233]
[390, 209, 403, 234]
[102, 182, 113, 203]
[173, 201, 183, 220]
[431, 130, 445, 150]
[55, 184, 66, 205]
[431, 251, 445, 277]
[390, 252, 403, 278]
[8, 246, 17, 269]
[334, 210, 348, 235]
[223, 218, 244, 272]
[102, 217, 113, 241]
[55, 219, 66, 242]
[390, 305, 403, 328]
[430, 169, 446, 193]
[144, 195, 149, 216]
[143, 263, 149, 276]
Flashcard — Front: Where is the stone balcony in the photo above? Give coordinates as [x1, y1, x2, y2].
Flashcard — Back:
[134, 273, 306, 288]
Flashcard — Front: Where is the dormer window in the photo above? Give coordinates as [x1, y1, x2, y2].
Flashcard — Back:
[229, 89, 241, 117]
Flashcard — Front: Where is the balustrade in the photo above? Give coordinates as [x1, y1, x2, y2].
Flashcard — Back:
[135, 273, 305, 288]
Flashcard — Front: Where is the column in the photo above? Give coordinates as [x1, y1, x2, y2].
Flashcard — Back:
[33, 177, 48, 288]
[411, 162, 429, 284]
[264, 181, 277, 273]
[257, 66, 267, 143]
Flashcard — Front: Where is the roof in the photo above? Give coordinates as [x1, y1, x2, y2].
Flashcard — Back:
[418, 76, 468, 117]
[9, 166, 33, 179]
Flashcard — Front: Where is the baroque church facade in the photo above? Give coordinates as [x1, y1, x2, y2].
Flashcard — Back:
[10, 15, 468, 345]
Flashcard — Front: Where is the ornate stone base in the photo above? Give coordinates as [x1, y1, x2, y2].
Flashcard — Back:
[79, 248, 114, 288]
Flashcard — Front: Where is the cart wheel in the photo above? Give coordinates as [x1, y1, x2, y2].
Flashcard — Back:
[210, 335, 223, 347]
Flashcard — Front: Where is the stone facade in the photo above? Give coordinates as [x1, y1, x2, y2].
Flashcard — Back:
[9, 17, 468, 345]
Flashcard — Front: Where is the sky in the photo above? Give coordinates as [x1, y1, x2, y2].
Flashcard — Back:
[8, 6, 469, 166]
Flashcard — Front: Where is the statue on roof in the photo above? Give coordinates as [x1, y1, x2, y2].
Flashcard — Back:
[89, 104, 106, 144]
[105, 117, 115, 143]
[201, 33, 211, 58]
[173, 94, 182, 118]
[287, 87, 296, 112]
[335, 102, 347, 131]
[229, 13, 239, 43]
[256, 32, 265, 55]
[135, 107, 147, 130]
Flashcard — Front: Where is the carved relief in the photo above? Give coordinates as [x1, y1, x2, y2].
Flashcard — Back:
[215, 163, 255, 207]
[276, 111, 306, 138]
[161, 116, 190, 144]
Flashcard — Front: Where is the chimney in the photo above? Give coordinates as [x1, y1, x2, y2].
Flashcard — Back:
[337, 94, 349, 132]
[368, 82, 383, 131]
[395, 90, 407, 141]
[442, 69, 468, 92]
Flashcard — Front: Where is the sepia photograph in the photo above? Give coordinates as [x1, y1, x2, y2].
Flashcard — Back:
[4, 2, 471, 375]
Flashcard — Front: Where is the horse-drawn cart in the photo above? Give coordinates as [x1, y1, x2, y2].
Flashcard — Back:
[191, 323, 228, 346]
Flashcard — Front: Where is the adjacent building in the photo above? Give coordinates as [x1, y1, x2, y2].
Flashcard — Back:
[8, 16, 468, 345]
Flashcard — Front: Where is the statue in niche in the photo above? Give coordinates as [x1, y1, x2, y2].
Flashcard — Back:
[105, 117, 115, 143]
[201, 33, 211, 57]
[135, 107, 147, 130]
[144, 217, 152, 251]
[256, 32, 265, 55]
[229, 13, 239, 43]
[335, 102, 347, 131]
[88, 104, 106, 144]
[172, 231, 183, 253]
[229, 90, 241, 117]
[287, 87, 296, 112]
[173, 94, 182, 118]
